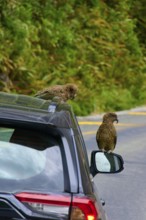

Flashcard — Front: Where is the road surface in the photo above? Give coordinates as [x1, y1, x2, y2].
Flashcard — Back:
[78, 107, 146, 220]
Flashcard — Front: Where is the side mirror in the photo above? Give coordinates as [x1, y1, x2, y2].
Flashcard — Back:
[90, 151, 124, 177]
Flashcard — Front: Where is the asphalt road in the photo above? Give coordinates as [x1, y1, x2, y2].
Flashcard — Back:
[78, 107, 146, 220]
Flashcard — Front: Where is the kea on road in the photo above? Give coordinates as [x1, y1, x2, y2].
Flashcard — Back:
[96, 112, 118, 152]
[35, 83, 78, 102]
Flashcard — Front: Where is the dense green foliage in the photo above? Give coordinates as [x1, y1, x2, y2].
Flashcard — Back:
[0, 0, 146, 115]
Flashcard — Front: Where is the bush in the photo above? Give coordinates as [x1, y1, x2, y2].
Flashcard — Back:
[0, 0, 146, 115]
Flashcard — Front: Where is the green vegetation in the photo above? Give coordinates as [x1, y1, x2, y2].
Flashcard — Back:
[0, 0, 146, 115]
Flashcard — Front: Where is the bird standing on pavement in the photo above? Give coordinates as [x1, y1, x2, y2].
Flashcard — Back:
[96, 112, 118, 152]
[34, 83, 78, 102]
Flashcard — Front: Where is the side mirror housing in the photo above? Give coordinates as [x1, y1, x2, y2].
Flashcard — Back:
[90, 151, 124, 177]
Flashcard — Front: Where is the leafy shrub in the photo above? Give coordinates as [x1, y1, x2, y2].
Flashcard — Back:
[0, 0, 146, 115]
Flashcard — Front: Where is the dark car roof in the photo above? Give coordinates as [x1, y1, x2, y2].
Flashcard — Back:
[0, 92, 77, 130]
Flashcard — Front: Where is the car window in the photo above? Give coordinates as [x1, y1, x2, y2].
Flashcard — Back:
[0, 127, 64, 193]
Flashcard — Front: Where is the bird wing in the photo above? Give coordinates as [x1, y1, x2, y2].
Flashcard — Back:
[35, 85, 63, 99]
[109, 124, 117, 145]
[96, 123, 110, 148]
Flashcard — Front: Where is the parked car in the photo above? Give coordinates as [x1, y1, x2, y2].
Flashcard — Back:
[0, 92, 124, 220]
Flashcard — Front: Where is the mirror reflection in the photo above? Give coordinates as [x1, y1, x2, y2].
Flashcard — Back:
[95, 152, 122, 173]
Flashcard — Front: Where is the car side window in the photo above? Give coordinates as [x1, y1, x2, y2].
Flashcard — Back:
[0, 127, 64, 193]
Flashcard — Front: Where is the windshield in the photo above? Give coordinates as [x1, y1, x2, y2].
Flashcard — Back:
[0, 127, 64, 193]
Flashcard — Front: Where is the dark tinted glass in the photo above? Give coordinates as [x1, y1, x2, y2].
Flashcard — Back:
[0, 127, 64, 193]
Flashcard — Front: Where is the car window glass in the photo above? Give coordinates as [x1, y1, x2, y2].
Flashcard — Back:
[0, 127, 64, 193]
[0, 141, 46, 179]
